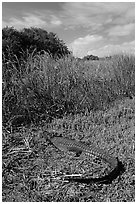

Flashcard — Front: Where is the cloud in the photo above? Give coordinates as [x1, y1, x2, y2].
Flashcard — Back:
[88, 41, 135, 57]
[3, 2, 134, 59]
[69, 33, 135, 58]
[69, 35, 105, 58]
[50, 15, 62, 26]
[3, 2, 134, 36]
[108, 23, 135, 36]
[61, 2, 134, 30]
[66, 3, 134, 58]
[3, 13, 46, 29]
[2, 12, 62, 29]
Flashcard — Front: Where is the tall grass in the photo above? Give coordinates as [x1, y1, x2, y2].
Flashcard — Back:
[2, 52, 135, 129]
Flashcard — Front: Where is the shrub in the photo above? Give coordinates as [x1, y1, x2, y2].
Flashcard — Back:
[2, 26, 70, 63]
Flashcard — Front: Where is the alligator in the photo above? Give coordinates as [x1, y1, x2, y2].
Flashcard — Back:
[44, 131, 125, 184]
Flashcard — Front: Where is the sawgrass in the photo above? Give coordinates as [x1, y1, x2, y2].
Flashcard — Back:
[2, 97, 135, 201]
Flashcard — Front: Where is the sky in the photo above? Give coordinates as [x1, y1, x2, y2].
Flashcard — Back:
[2, 2, 135, 58]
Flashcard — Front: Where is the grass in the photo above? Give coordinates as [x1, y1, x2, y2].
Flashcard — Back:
[2, 53, 135, 129]
[2, 97, 135, 201]
[2, 53, 135, 201]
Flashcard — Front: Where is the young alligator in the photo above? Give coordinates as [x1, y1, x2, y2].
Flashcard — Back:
[44, 131, 124, 184]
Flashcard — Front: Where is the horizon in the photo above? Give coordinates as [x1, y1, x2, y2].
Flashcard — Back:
[2, 2, 135, 58]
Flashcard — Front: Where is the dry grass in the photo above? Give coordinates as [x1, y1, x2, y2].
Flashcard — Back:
[2, 97, 135, 201]
[2, 52, 135, 201]
[2, 54, 135, 128]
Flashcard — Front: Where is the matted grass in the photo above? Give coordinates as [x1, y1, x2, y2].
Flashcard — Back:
[2, 97, 135, 201]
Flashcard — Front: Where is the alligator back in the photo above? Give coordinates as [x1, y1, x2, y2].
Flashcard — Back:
[51, 137, 118, 169]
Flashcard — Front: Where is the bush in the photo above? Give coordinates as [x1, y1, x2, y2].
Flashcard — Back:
[2, 27, 21, 62]
[2, 26, 70, 63]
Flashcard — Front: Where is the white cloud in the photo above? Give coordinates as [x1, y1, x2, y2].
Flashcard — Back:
[69, 32, 135, 58]
[3, 2, 135, 40]
[108, 23, 135, 36]
[69, 35, 104, 58]
[50, 15, 62, 26]
[3, 14, 47, 29]
[88, 41, 135, 57]
[62, 2, 134, 30]
[112, 4, 134, 24]
[3, 2, 135, 59]
[2, 12, 62, 29]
